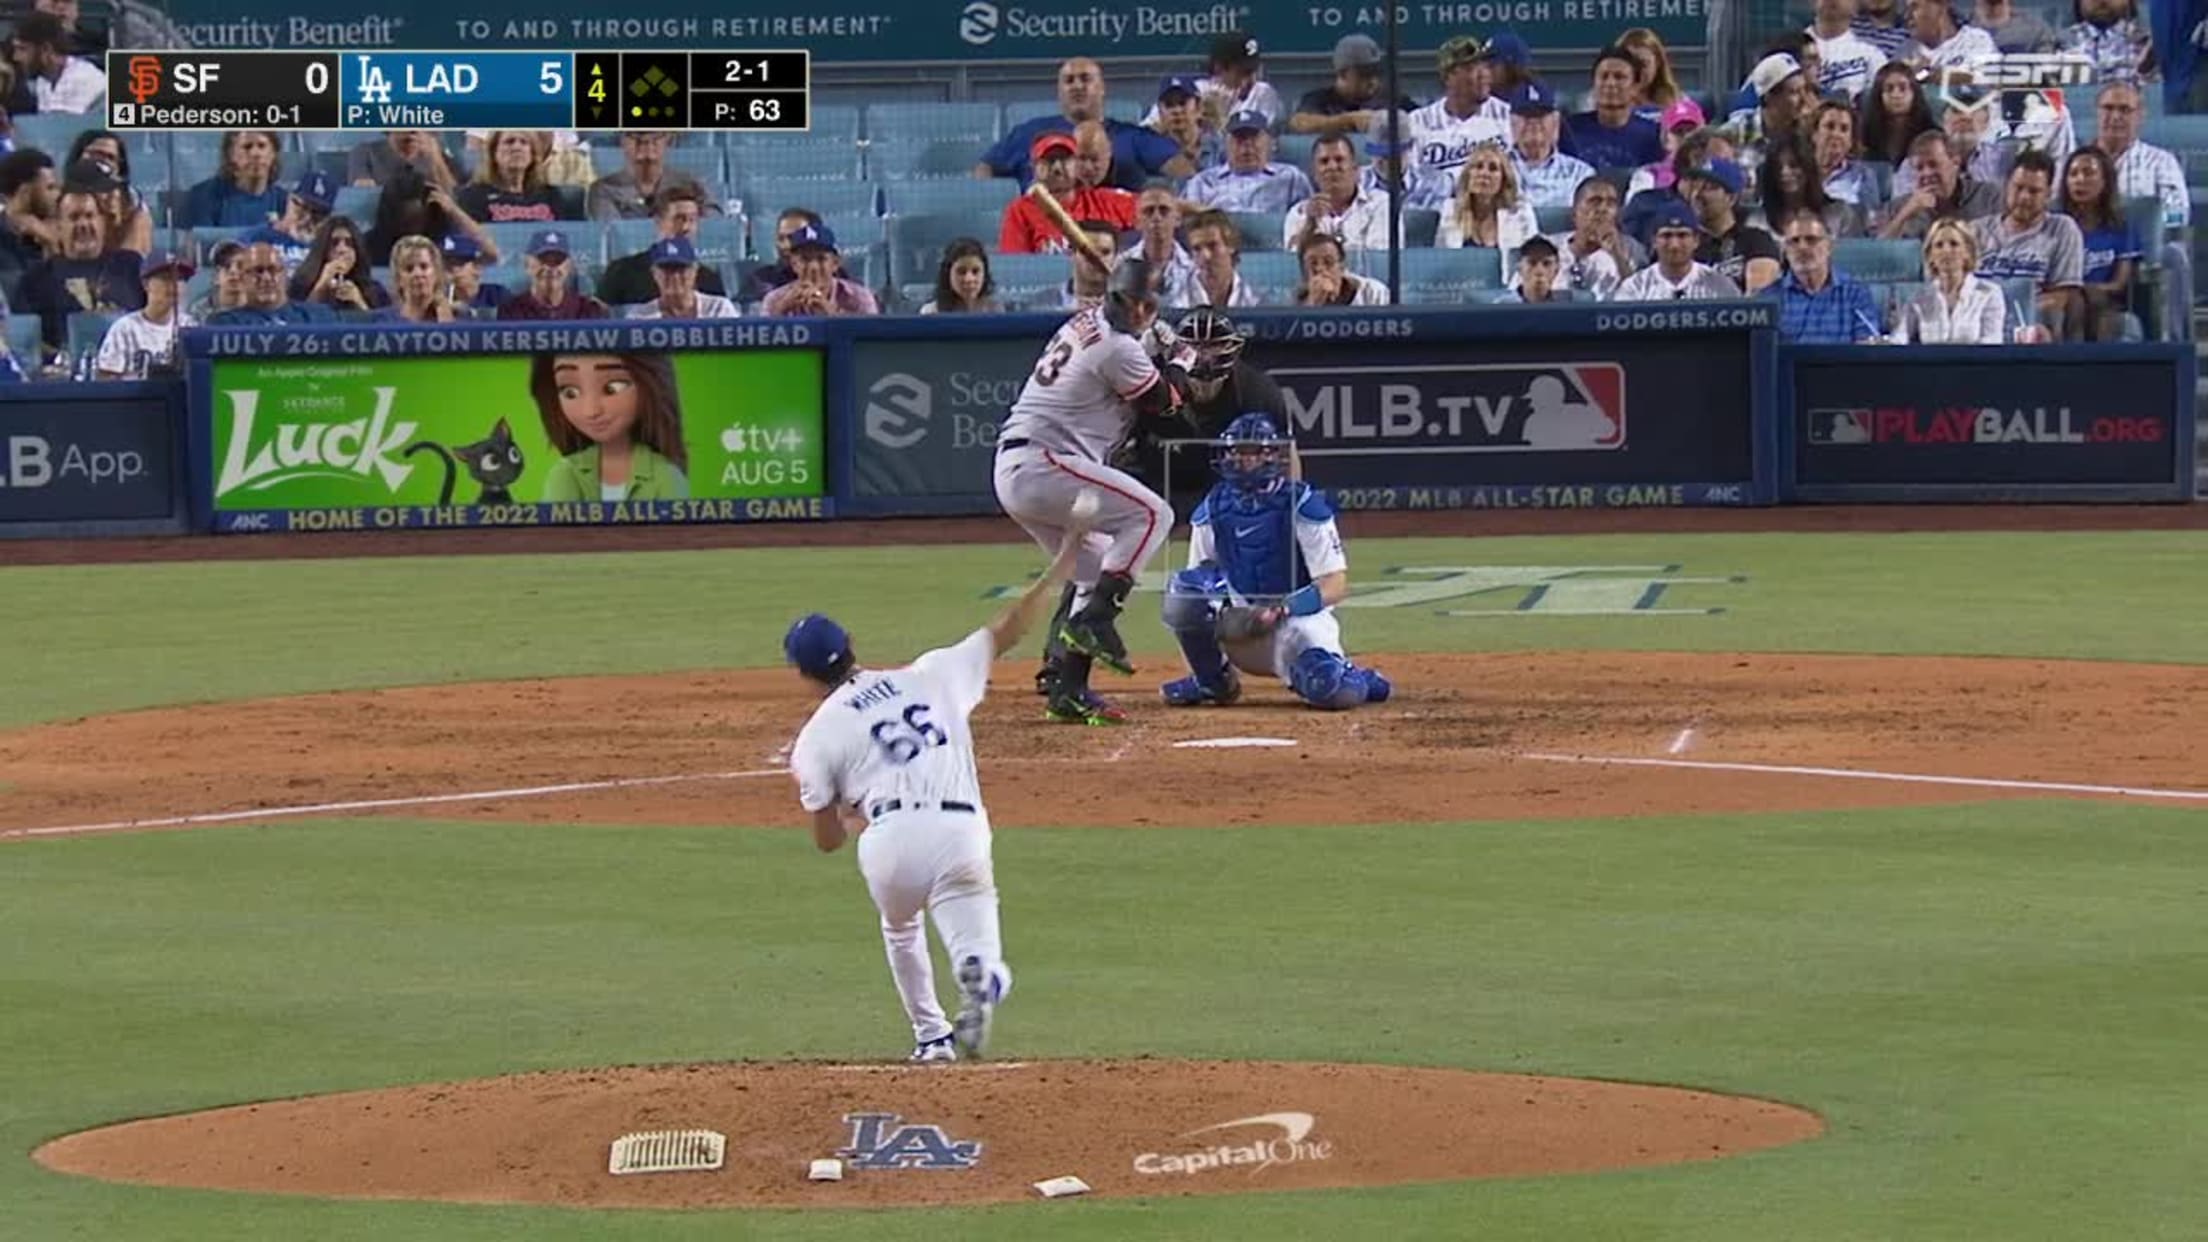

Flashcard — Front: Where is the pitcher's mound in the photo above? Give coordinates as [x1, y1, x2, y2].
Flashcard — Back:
[36, 1059, 1822, 1208]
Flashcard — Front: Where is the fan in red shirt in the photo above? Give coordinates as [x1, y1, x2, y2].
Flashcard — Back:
[999, 131, 1136, 253]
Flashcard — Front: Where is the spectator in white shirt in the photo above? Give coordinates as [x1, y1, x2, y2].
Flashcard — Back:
[628, 237, 739, 319]
[1808, 0, 1891, 99]
[95, 249, 194, 379]
[1409, 36, 1512, 180]
[1895, 215, 2011, 339]
[10, 12, 104, 114]
[2093, 81, 2188, 226]
[1119, 180, 1198, 303]
[1292, 229, 1387, 306]
[1358, 115, 1457, 211]
[1183, 111, 1315, 214]
[1283, 134, 1395, 250]
[2060, 0, 2156, 81]
[1504, 236, 1575, 302]
[1903, 0, 2000, 67]
[1614, 200, 1744, 299]
[1508, 82, 1597, 209]
[1195, 32, 1285, 130]
[1438, 142, 1539, 275]
[1552, 176, 1648, 298]
[1178, 209, 1264, 308]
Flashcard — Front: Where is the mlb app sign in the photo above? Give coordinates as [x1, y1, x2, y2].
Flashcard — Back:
[1274, 362, 1628, 453]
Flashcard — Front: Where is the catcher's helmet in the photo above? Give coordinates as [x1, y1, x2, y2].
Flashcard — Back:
[1104, 258, 1159, 334]
[1176, 307, 1246, 382]
[1215, 411, 1288, 491]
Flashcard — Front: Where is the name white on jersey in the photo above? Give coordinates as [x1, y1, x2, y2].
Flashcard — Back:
[999, 305, 1160, 462]
[791, 629, 996, 818]
[1408, 97, 1510, 176]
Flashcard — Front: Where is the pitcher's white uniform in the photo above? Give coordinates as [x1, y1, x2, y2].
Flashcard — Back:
[790, 628, 1007, 1047]
[993, 305, 1175, 589]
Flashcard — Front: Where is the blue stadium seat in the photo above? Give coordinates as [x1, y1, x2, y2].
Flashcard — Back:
[476, 265, 526, 300]
[68, 311, 120, 365]
[723, 139, 866, 183]
[1238, 251, 1301, 300]
[602, 218, 659, 263]
[1834, 238, 1923, 283]
[880, 179, 1016, 218]
[1535, 204, 1573, 234]
[692, 216, 746, 271]
[169, 145, 224, 190]
[896, 281, 936, 311]
[887, 211, 1005, 286]
[665, 145, 725, 184]
[2141, 114, 2208, 156]
[476, 222, 553, 268]
[806, 103, 866, 142]
[866, 102, 1000, 145]
[987, 252, 1072, 308]
[1001, 99, 1063, 129]
[741, 180, 880, 219]
[331, 185, 380, 224]
[875, 139, 993, 181]
[295, 130, 352, 154]
[1403, 208, 1440, 247]
[2124, 194, 2167, 261]
[1275, 134, 1318, 172]
[1351, 246, 1503, 295]
[748, 210, 883, 265]
[5, 313, 42, 367]
[1228, 211, 1286, 251]
[11, 113, 89, 157]
[188, 226, 257, 266]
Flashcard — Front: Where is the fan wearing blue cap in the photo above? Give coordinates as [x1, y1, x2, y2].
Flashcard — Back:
[1613, 199, 1744, 300]
[91, 249, 196, 379]
[625, 236, 739, 320]
[1356, 112, 1456, 212]
[494, 229, 612, 321]
[1506, 81, 1598, 209]
[783, 524, 1086, 1063]
[236, 170, 337, 271]
[1680, 158, 1783, 292]
[760, 223, 881, 317]
[1181, 109, 1314, 214]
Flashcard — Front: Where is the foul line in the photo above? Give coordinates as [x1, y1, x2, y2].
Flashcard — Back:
[1521, 753, 2208, 802]
[0, 768, 788, 842]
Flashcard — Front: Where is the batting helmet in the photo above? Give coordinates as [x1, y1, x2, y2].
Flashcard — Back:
[1104, 258, 1160, 334]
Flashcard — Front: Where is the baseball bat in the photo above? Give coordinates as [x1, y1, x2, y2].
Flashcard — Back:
[1025, 183, 1112, 274]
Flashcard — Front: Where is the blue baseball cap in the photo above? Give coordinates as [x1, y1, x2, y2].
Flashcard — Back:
[1683, 157, 1744, 197]
[439, 233, 482, 263]
[1510, 81, 1559, 116]
[292, 170, 336, 212]
[784, 613, 853, 683]
[1225, 109, 1269, 135]
[1157, 73, 1201, 102]
[1650, 199, 1701, 233]
[1480, 32, 1533, 67]
[788, 221, 838, 254]
[139, 248, 194, 279]
[649, 236, 698, 267]
[526, 228, 573, 258]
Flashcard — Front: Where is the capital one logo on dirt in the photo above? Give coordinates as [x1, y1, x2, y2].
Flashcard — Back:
[1133, 1111, 1335, 1176]
[1277, 363, 1626, 453]
[836, 1112, 982, 1169]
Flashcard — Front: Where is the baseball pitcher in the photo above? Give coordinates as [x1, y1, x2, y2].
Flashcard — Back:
[1159, 413, 1392, 710]
[784, 530, 1082, 1062]
[994, 257, 1192, 727]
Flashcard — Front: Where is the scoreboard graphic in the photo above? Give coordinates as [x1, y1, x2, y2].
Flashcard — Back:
[106, 49, 810, 132]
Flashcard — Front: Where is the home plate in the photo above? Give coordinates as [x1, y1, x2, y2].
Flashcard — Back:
[1172, 737, 1298, 749]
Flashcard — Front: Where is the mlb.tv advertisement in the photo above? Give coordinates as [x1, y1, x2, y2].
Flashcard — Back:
[204, 350, 826, 531]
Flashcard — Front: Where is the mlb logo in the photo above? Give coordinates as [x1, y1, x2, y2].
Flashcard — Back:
[1518, 363, 1626, 450]
[1807, 408, 1871, 445]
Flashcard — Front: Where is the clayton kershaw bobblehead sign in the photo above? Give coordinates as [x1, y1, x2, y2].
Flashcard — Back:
[207, 351, 824, 531]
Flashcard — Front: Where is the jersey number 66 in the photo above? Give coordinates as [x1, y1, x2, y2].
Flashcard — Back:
[870, 703, 947, 764]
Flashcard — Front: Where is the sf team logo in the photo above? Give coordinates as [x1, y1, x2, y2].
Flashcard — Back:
[127, 56, 164, 103]
[835, 1112, 983, 1169]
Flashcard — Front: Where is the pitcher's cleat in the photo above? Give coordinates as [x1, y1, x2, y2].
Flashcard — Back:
[910, 1035, 957, 1063]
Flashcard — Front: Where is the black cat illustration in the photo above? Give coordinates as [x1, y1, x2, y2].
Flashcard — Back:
[404, 419, 526, 504]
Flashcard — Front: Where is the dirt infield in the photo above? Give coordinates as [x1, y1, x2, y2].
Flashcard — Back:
[34, 1059, 1824, 1207]
[3, 651, 2203, 838]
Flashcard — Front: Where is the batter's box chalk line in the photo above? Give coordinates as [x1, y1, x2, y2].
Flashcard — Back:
[1172, 737, 1299, 749]
[1520, 753, 2208, 802]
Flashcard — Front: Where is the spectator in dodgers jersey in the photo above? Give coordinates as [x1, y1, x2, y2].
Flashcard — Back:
[1146, 75, 1224, 176]
[1613, 200, 1742, 299]
[2093, 82, 2188, 226]
[978, 58, 1191, 187]
[761, 222, 880, 317]
[1284, 134, 1397, 250]
[597, 183, 728, 305]
[1807, 0, 1889, 99]
[1359, 117, 1455, 211]
[1508, 82, 1596, 210]
[1972, 0, 2058, 51]
[1903, 0, 1998, 68]
[347, 130, 461, 191]
[10, 12, 104, 113]
[1290, 34, 1420, 136]
[1566, 47, 1666, 170]
[18, 185, 143, 349]
[587, 131, 719, 222]
[1852, 0, 1917, 54]
[238, 171, 337, 273]
[2061, 0, 2157, 81]
[1550, 176, 1648, 299]
[2058, 145, 2140, 341]
[740, 207, 819, 306]
[439, 234, 505, 315]
[456, 130, 570, 224]
[1176, 210, 1263, 308]
[494, 229, 610, 321]
[1001, 132, 1135, 254]
[1119, 182, 1198, 304]
[181, 130, 287, 229]
[1182, 111, 1314, 215]
[95, 249, 195, 379]
[626, 238, 738, 320]
[1408, 36, 1510, 180]
[1975, 149, 2085, 336]
[205, 242, 337, 326]
[1292, 228, 1386, 306]
[1770, 214, 1884, 341]
[1879, 129, 2002, 238]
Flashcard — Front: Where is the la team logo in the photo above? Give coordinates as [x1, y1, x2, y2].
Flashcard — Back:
[835, 1112, 982, 1170]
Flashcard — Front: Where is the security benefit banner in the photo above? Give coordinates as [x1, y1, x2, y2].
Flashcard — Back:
[1789, 347, 2194, 501]
[206, 351, 826, 532]
[0, 389, 179, 530]
[851, 338, 1035, 513]
[1248, 330, 1760, 511]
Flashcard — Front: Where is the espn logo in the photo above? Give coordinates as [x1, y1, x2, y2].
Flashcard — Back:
[1805, 408, 1872, 446]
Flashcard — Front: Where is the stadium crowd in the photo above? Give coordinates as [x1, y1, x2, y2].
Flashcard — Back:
[0, 0, 2185, 381]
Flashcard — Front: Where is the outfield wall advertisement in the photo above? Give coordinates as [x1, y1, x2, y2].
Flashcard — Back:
[0, 385, 183, 535]
[204, 348, 826, 533]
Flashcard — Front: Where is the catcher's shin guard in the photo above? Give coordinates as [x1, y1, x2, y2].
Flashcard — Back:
[1060, 571, 1135, 675]
[1161, 569, 1233, 692]
[1289, 648, 1369, 711]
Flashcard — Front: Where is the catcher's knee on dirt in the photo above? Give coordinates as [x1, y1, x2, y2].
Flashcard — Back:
[1162, 568, 1231, 686]
[1289, 648, 1369, 711]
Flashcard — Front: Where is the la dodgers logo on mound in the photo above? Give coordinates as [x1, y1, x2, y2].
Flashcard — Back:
[836, 1112, 983, 1169]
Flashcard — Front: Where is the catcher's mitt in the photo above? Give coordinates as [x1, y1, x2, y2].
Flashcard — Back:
[1215, 604, 1284, 643]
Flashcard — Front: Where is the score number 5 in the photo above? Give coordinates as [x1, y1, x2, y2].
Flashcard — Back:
[540, 60, 564, 94]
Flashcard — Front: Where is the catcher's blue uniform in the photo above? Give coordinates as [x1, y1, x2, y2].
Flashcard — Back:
[1158, 414, 1390, 710]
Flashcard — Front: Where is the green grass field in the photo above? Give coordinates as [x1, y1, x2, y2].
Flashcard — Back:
[4, 529, 2205, 1240]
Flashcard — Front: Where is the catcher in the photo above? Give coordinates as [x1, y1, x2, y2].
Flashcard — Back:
[1158, 412, 1391, 710]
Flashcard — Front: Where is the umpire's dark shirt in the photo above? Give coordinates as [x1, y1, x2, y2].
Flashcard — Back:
[1128, 361, 1289, 507]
